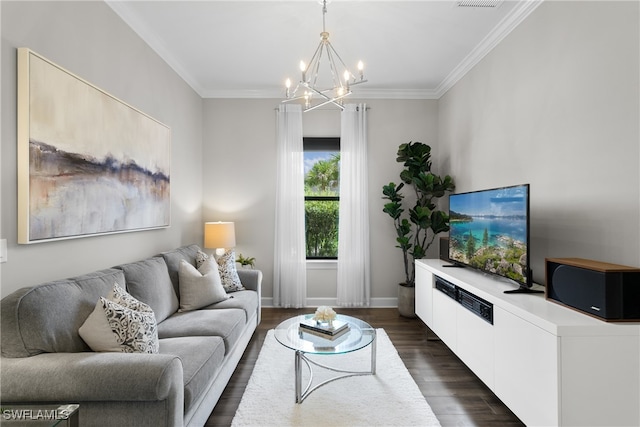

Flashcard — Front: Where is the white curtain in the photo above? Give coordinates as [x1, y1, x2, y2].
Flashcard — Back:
[273, 104, 307, 308]
[337, 103, 370, 307]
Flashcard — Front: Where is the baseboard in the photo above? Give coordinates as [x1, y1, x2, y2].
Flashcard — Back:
[261, 297, 397, 308]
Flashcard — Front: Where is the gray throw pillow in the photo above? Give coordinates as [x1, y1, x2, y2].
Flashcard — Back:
[178, 258, 229, 311]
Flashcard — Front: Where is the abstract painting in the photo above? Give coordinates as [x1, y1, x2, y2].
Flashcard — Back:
[17, 48, 171, 243]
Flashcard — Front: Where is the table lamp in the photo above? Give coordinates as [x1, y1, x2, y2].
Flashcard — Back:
[204, 221, 236, 257]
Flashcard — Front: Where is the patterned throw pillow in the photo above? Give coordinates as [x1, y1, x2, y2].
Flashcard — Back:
[101, 298, 159, 353]
[109, 284, 154, 314]
[79, 285, 159, 353]
[195, 250, 209, 268]
[217, 250, 245, 292]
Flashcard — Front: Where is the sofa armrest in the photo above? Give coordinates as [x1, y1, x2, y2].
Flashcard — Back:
[237, 269, 262, 324]
[1, 352, 183, 403]
[237, 269, 262, 293]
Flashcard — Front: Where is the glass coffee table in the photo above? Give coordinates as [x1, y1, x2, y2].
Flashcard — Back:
[274, 313, 376, 403]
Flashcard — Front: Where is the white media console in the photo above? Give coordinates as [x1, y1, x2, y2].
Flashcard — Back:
[415, 259, 640, 427]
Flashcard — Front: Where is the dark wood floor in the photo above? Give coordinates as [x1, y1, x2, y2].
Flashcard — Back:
[206, 308, 525, 427]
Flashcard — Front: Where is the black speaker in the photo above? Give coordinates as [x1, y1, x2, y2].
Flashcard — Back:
[439, 237, 450, 261]
[545, 258, 640, 321]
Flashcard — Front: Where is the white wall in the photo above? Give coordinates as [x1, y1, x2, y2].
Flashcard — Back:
[0, 1, 204, 297]
[0, 0, 3, 293]
[438, 1, 640, 284]
[0, 1, 441, 305]
[4, 1, 635, 303]
[203, 98, 440, 305]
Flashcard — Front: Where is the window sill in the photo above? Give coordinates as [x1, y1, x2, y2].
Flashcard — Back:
[306, 259, 338, 270]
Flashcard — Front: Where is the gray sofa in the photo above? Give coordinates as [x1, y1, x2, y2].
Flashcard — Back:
[0, 244, 262, 427]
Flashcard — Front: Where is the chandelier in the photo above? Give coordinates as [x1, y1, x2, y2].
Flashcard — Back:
[282, 0, 367, 112]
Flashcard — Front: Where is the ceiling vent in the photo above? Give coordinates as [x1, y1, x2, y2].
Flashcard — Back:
[456, 0, 503, 8]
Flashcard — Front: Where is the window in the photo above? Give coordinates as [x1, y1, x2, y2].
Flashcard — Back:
[304, 137, 340, 259]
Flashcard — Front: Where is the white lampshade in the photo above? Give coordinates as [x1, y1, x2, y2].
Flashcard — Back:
[204, 222, 236, 250]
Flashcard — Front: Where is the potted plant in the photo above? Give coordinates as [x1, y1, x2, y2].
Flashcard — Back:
[236, 254, 256, 269]
[382, 141, 455, 317]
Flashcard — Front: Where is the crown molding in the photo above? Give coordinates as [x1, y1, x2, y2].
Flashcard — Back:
[200, 89, 282, 99]
[105, 0, 206, 96]
[434, 0, 544, 98]
[201, 87, 439, 100]
[108, 0, 543, 101]
[329, 88, 440, 100]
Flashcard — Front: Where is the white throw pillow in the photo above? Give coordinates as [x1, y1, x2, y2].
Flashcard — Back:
[79, 295, 159, 354]
[178, 258, 229, 311]
[217, 250, 245, 293]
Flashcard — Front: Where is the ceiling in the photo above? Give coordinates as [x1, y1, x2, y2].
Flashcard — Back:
[106, 0, 542, 100]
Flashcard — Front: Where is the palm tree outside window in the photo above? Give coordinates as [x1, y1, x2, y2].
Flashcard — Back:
[303, 137, 340, 259]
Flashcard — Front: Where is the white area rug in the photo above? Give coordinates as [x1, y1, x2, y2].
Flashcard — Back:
[231, 329, 441, 427]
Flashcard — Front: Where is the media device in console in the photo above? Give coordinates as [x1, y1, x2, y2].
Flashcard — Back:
[447, 183, 542, 294]
[435, 276, 493, 324]
[435, 276, 457, 300]
[457, 287, 493, 324]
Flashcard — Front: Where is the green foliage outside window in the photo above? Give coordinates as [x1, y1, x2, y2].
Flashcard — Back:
[305, 154, 339, 193]
[305, 200, 339, 257]
[305, 153, 340, 258]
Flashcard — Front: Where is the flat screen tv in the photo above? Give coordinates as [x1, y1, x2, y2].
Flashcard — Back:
[448, 184, 541, 293]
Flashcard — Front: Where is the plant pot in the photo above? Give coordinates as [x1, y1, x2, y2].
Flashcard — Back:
[397, 283, 417, 318]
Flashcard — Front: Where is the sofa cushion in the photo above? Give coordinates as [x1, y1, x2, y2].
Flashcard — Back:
[157, 309, 246, 354]
[116, 257, 178, 323]
[160, 244, 201, 296]
[159, 336, 225, 413]
[201, 290, 258, 322]
[1, 269, 125, 357]
[178, 259, 229, 312]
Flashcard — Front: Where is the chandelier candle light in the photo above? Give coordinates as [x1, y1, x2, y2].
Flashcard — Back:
[283, 0, 367, 112]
